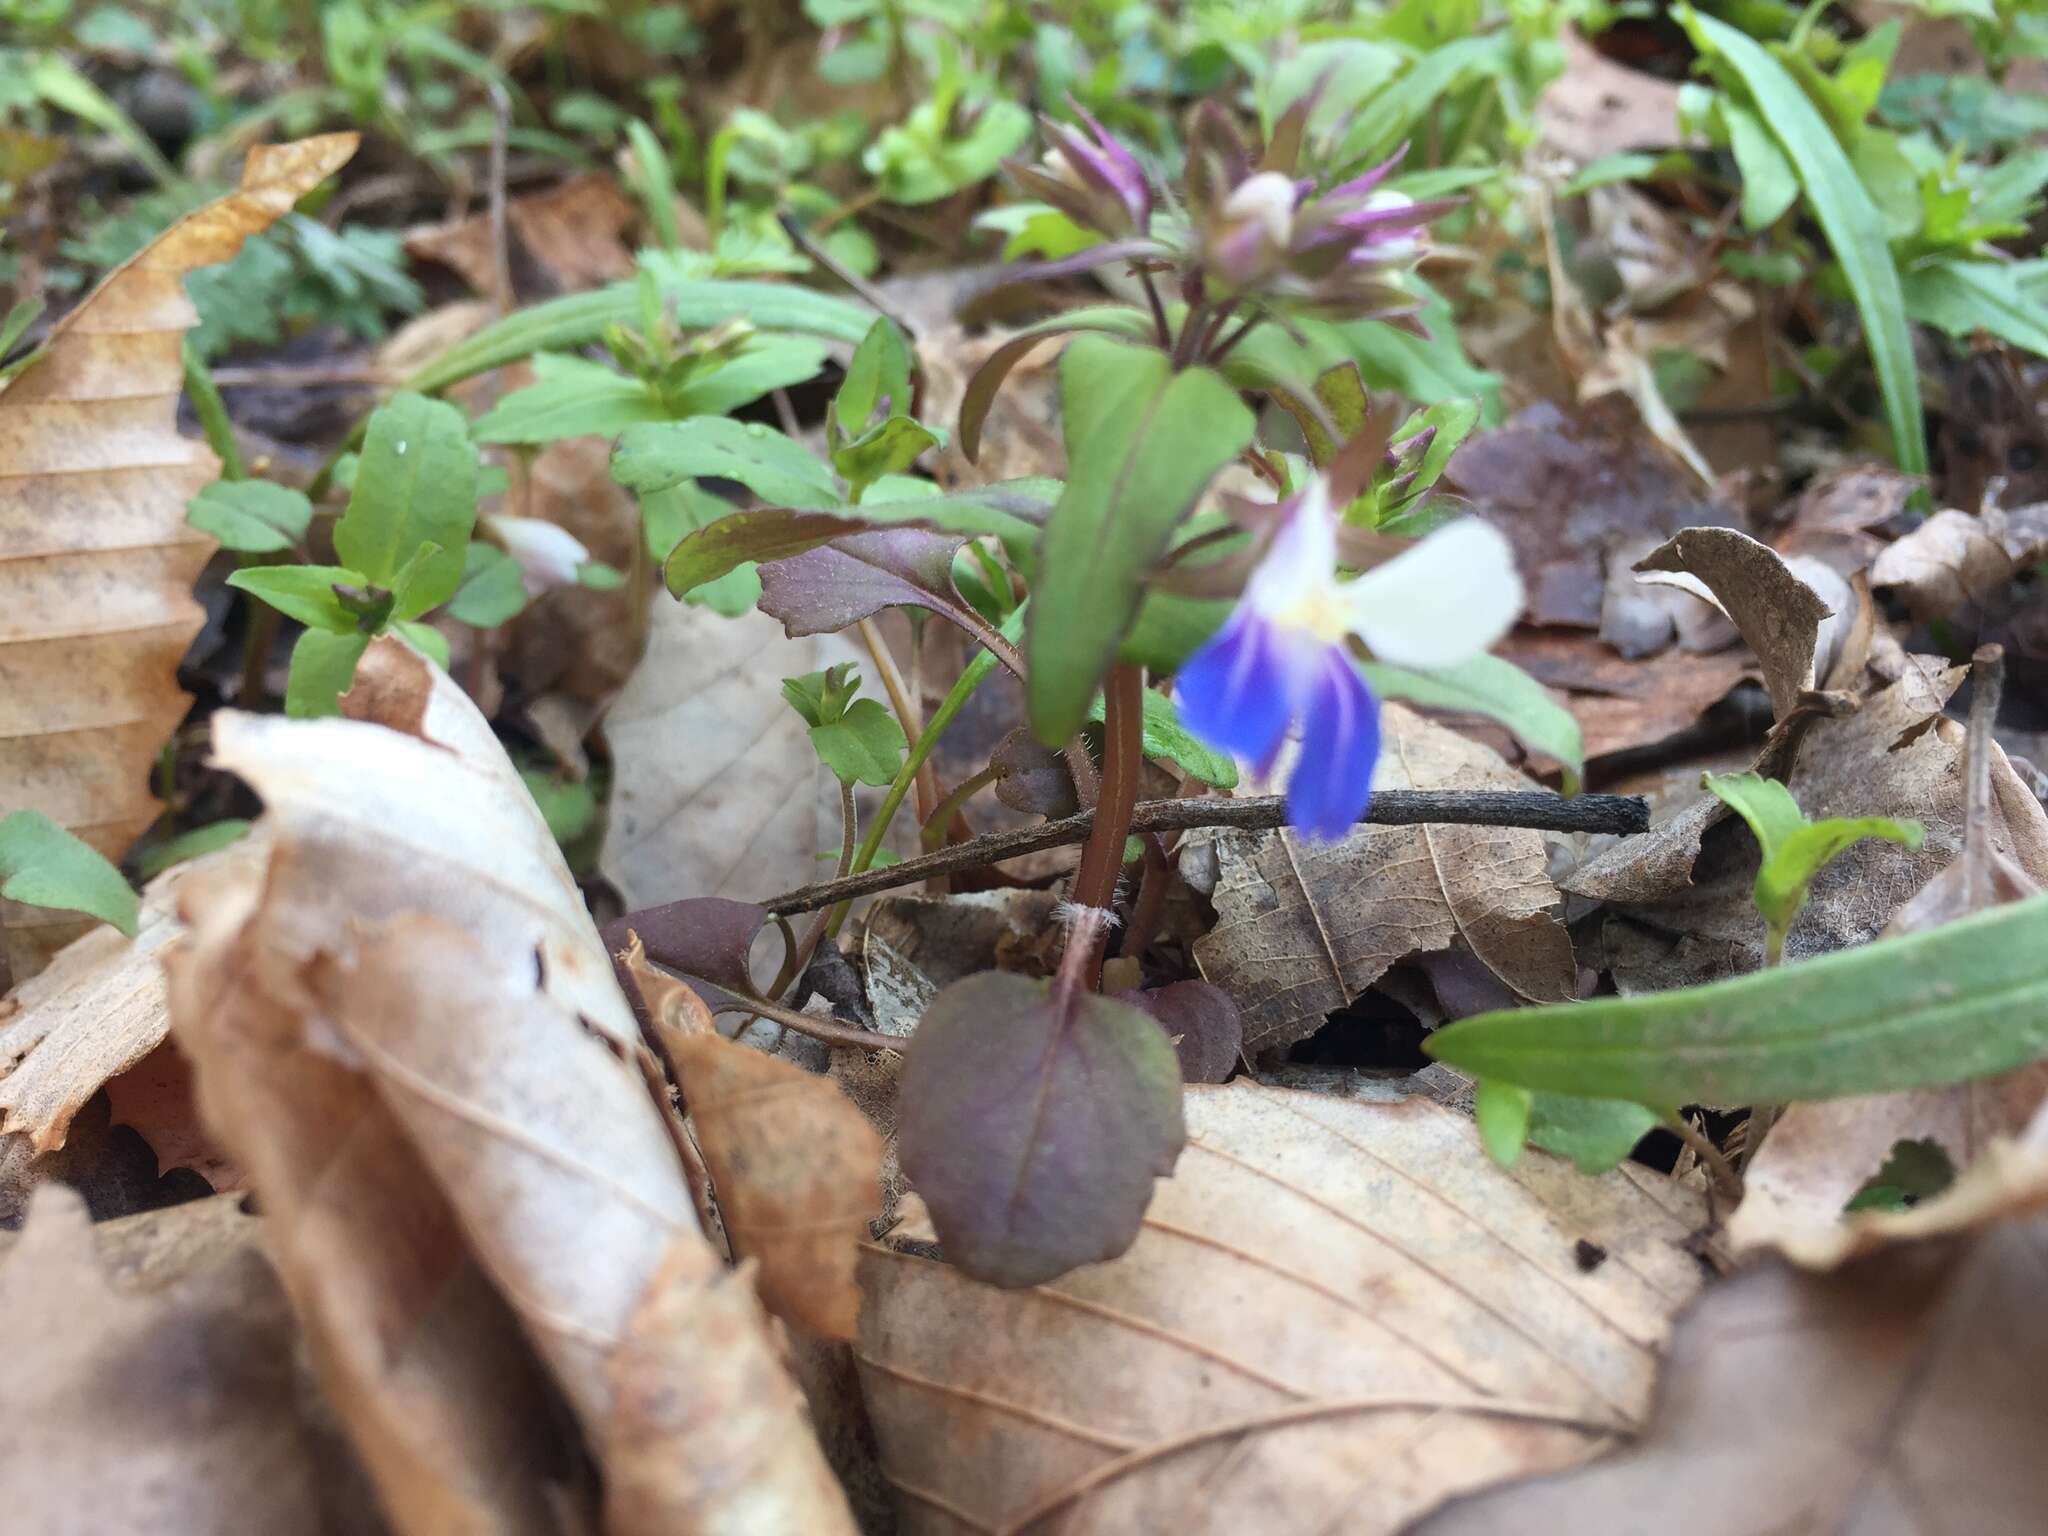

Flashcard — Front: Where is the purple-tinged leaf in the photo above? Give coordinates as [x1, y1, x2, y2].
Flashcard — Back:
[898, 970, 1185, 1287]
[1117, 981, 1244, 1084]
[758, 529, 1022, 673]
[603, 896, 773, 1017]
[663, 508, 871, 598]
[991, 728, 1078, 816]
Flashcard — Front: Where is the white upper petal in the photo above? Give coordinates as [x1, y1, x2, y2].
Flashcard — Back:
[1243, 479, 1341, 624]
[1223, 171, 1299, 246]
[1341, 517, 1523, 668]
[485, 513, 590, 595]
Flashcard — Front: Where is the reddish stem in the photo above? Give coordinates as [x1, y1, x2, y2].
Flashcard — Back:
[1067, 664, 1144, 988]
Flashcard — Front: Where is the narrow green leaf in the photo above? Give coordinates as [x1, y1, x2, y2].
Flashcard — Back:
[957, 306, 1159, 462]
[1473, 1078, 1534, 1168]
[472, 354, 665, 444]
[613, 416, 843, 510]
[137, 820, 253, 881]
[1705, 771, 1923, 946]
[1722, 100, 1801, 230]
[666, 334, 831, 417]
[1526, 1094, 1661, 1174]
[285, 628, 371, 719]
[187, 480, 314, 554]
[334, 392, 477, 617]
[1029, 337, 1255, 744]
[1683, 7, 1926, 475]
[834, 416, 942, 502]
[0, 296, 42, 361]
[1902, 258, 2048, 357]
[405, 275, 873, 396]
[0, 811, 138, 936]
[446, 542, 530, 627]
[1427, 894, 2048, 1107]
[1363, 656, 1586, 795]
[810, 697, 907, 787]
[835, 315, 914, 438]
[227, 564, 361, 634]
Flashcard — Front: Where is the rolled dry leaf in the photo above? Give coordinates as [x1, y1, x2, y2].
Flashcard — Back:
[606, 1237, 858, 1536]
[165, 861, 566, 1536]
[668, 1031, 884, 1342]
[0, 134, 355, 978]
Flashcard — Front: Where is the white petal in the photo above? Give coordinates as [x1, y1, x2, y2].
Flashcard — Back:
[486, 514, 590, 595]
[1222, 171, 1298, 246]
[1243, 479, 1340, 622]
[1342, 517, 1523, 668]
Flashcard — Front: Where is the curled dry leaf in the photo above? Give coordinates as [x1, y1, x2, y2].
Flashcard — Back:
[0, 133, 355, 977]
[0, 838, 263, 1154]
[601, 599, 857, 908]
[0, 1185, 368, 1535]
[312, 916, 701, 1441]
[166, 861, 570, 1536]
[663, 1025, 885, 1342]
[1869, 503, 2048, 622]
[858, 1081, 1709, 1534]
[1413, 1215, 2048, 1535]
[607, 1239, 859, 1536]
[1195, 706, 1577, 1058]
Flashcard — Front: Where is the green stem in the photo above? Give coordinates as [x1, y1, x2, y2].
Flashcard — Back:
[826, 605, 1025, 937]
[921, 764, 999, 853]
[183, 340, 246, 481]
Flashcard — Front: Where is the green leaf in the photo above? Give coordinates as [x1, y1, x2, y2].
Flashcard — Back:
[227, 565, 362, 634]
[641, 483, 762, 615]
[1843, 1137, 1956, 1213]
[186, 480, 313, 554]
[1902, 258, 2048, 357]
[834, 416, 942, 503]
[1339, 33, 1516, 164]
[0, 811, 138, 936]
[1473, 1078, 1533, 1167]
[576, 560, 625, 591]
[781, 663, 864, 727]
[446, 542, 530, 627]
[136, 819, 254, 881]
[613, 417, 842, 510]
[392, 620, 451, 669]
[404, 275, 873, 396]
[1029, 338, 1255, 744]
[809, 697, 907, 787]
[835, 315, 914, 439]
[1427, 893, 2048, 1108]
[1363, 656, 1586, 795]
[1087, 689, 1238, 789]
[285, 628, 371, 718]
[666, 333, 831, 416]
[333, 391, 477, 618]
[896, 970, 1185, 1286]
[472, 354, 666, 444]
[1704, 771, 1923, 957]
[0, 296, 44, 367]
[1527, 1094, 1661, 1174]
[957, 306, 1159, 463]
[520, 769, 597, 846]
[1562, 153, 1667, 196]
[664, 508, 869, 598]
[1722, 100, 1801, 230]
[1681, 7, 1926, 476]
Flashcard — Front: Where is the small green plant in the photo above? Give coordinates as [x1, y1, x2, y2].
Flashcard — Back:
[0, 810, 138, 937]
[1703, 771, 1925, 966]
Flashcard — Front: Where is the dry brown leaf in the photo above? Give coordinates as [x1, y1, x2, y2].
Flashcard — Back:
[1194, 706, 1577, 1057]
[1870, 503, 2048, 621]
[1632, 526, 1835, 721]
[1496, 630, 1755, 762]
[1535, 28, 1691, 161]
[856, 1081, 1708, 1534]
[666, 1030, 884, 1342]
[213, 635, 639, 1047]
[0, 838, 263, 1154]
[0, 133, 355, 977]
[0, 1182, 375, 1535]
[607, 1240, 860, 1536]
[601, 599, 857, 908]
[103, 1038, 241, 1189]
[405, 174, 635, 298]
[920, 323, 1066, 488]
[166, 861, 570, 1536]
[311, 917, 702, 1436]
[503, 434, 646, 699]
[1412, 1216, 2048, 1535]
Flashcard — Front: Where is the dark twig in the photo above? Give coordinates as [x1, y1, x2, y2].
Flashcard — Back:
[756, 789, 1650, 916]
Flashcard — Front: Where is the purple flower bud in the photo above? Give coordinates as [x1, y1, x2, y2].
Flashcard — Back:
[1039, 106, 1153, 235]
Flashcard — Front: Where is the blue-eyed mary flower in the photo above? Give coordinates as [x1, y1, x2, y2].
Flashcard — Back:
[1175, 478, 1523, 841]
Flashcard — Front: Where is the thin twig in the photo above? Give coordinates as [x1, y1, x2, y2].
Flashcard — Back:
[777, 209, 911, 336]
[753, 789, 1650, 916]
[484, 81, 515, 318]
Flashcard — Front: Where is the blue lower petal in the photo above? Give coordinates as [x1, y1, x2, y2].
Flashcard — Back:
[1287, 654, 1382, 841]
[1175, 612, 1297, 769]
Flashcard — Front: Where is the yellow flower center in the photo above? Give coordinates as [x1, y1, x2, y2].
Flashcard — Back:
[1273, 585, 1352, 647]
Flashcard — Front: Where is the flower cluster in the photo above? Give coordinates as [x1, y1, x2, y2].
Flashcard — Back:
[1004, 96, 1449, 328]
[1176, 475, 1523, 841]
